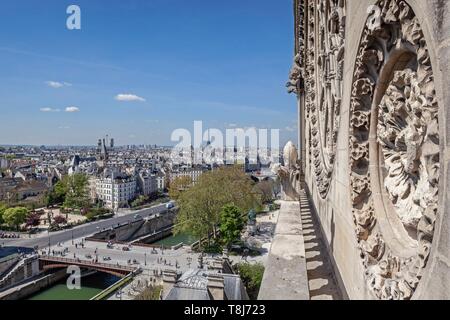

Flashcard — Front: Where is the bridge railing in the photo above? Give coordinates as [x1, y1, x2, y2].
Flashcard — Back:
[39, 255, 136, 273]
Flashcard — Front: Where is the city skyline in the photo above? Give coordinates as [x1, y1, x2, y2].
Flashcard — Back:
[0, 0, 298, 146]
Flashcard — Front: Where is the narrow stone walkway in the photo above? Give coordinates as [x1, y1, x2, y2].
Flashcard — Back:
[299, 191, 342, 300]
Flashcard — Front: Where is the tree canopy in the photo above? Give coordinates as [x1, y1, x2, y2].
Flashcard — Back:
[3, 207, 29, 229]
[175, 166, 259, 245]
[53, 215, 68, 226]
[236, 262, 265, 300]
[168, 176, 193, 200]
[0, 203, 7, 225]
[25, 212, 41, 228]
[253, 179, 276, 204]
[46, 174, 89, 209]
[219, 204, 244, 248]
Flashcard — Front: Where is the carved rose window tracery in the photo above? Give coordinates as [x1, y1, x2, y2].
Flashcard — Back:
[304, 0, 346, 199]
[349, 0, 439, 300]
[378, 68, 439, 230]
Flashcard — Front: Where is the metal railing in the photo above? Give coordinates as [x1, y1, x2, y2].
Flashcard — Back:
[39, 255, 136, 273]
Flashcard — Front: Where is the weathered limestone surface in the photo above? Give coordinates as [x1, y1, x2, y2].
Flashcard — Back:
[291, 0, 450, 299]
[258, 200, 309, 300]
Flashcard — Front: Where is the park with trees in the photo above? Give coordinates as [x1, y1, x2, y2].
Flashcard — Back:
[173, 165, 278, 253]
[1, 173, 111, 233]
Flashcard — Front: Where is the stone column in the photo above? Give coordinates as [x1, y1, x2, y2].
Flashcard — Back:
[297, 91, 306, 177]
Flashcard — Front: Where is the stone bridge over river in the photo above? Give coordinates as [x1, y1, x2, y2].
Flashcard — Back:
[39, 256, 138, 278]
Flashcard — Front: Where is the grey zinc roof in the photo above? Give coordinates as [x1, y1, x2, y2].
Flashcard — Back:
[164, 269, 249, 301]
[164, 287, 210, 300]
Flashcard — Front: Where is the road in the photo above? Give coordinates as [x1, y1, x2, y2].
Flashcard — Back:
[0, 203, 169, 250]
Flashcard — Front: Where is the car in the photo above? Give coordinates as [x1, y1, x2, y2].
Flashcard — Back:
[165, 201, 175, 209]
[122, 246, 130, 251]
[133, 214, 143, 221]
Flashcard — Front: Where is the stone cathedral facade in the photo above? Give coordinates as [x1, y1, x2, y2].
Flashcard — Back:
[288, 0, 450, 299]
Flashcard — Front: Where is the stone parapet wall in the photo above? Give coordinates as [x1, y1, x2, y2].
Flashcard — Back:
[258, 200, 309, 300]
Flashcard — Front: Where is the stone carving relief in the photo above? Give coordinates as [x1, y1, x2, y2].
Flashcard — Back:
[304, 0, 346, 199]
[272, 141, 301, 201]
[349, 0, 439, 300]
[287, 0, 305, 95]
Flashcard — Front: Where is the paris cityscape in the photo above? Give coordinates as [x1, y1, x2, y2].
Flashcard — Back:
[1, 0, 450, 307]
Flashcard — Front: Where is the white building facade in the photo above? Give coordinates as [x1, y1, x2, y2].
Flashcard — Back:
[169, 166, 204, 185]
[95, 175, 136, 210]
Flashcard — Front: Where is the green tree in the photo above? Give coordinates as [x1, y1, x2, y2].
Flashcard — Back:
[3, 207, 29, 230]
[168, 176, 192, 200]
[219, 205, 244, 248]
[0, 203, 7, 225]
[62, 174, 90, 209]
[175, 166, 259, 247]
[44, 178, 70, 208]
[236, 262, 265, 300]
[131, 195, 148, 208]
[44, 190, 62, 207]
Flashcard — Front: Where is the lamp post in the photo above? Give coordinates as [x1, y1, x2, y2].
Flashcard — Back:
[144, 253, 147, 266]
[48, 231, 51, 256]
[72, 229, 74, 245]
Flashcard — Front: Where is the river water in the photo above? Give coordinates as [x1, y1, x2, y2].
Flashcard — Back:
[27, 272, 120, 300]
[153, 232, 197, 246]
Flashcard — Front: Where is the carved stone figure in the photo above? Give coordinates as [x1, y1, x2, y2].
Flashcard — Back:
[348, 0, 439, 300]
[272, 141, 301, 201]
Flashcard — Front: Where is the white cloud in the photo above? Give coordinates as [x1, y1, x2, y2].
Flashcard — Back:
[58, 126, 71, 129]
[46, 81, 71, 88]
[115, 94, 146, 102]
[228, 123, 238, 128]
[40, 107, 60, 112]
[65, 106, 80, 113]
[285, 126, 297, 132]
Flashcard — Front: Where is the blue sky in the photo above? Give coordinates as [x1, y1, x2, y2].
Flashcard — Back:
[0, 0, 297, 146]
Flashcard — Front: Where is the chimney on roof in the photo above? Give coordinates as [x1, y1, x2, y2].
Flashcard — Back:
[207, 274, 225, 300]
